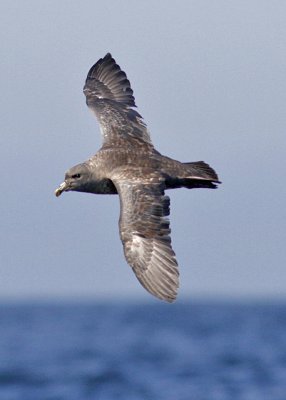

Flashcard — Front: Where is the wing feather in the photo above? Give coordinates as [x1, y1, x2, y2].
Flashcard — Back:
[115, 180, 179, 302]
[83, 53, 152, 147]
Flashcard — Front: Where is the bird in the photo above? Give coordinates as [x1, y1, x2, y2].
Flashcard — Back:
[55, 53, 220, 302]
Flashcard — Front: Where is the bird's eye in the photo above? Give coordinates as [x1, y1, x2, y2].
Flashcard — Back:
[72, 173, 81, 179]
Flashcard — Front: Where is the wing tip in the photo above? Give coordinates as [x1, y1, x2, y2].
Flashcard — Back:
[136, 262, 180, 303]
[84, 53, 136, 107]
[149, 283, 179, 303]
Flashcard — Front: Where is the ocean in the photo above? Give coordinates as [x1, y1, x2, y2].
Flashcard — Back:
[0, 301, 285, 400]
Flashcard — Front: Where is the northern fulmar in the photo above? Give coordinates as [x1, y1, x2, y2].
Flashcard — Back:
[55, 53, 220, 302]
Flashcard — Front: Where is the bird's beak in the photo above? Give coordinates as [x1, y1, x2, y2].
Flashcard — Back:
[54, 181, 68, 197]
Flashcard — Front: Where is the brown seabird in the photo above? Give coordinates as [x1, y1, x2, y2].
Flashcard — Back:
[55, 53, 220, 302]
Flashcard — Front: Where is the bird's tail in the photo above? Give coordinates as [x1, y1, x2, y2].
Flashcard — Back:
[181, 161, 221, 189]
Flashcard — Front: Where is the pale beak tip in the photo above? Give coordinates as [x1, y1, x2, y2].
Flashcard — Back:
[54, 182, 67, 197]
[54, 188, 62, 197]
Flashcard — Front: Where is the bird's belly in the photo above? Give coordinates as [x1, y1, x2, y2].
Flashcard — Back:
[87, 178, 118, 195]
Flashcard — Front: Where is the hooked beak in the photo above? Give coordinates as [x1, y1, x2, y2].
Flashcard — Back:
[54, 181, 68, 197]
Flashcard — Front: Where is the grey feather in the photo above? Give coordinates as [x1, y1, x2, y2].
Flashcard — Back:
[55, 53, 221, 302]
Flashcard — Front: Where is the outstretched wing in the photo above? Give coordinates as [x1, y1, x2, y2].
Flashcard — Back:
[83, 53, 152, 148]
[115, 179, 179, 302]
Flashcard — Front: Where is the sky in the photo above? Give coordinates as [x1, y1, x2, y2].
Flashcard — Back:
[1, 1, 285, 302]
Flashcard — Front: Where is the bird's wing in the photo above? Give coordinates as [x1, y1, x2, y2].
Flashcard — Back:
[114, 178, 179, 302]
[83, 53, 152, 149]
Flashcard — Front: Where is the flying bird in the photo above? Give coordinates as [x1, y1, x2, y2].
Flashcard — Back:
[55, 53, 220, 302]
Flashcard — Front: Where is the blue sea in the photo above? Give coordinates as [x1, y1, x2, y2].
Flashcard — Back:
[0, 301, 285, 400]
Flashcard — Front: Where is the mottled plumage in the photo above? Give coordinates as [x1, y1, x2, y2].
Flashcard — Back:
[55, 53, 220, 302]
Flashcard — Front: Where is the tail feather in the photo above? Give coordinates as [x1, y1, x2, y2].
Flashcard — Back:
[183, 161, 220, 182]
[180, 161, 221, 190]
[165, 160, 221, 190]
[181, 178, 219, 189]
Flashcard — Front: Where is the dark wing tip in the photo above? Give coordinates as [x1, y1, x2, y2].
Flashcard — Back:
[83, 53, 136, 107]
[86, 53, 113, 78]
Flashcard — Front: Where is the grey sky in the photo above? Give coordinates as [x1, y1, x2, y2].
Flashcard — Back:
[1, 1, 285, 301]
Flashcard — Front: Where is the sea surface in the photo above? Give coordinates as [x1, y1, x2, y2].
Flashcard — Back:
[0, 301, 285, 400]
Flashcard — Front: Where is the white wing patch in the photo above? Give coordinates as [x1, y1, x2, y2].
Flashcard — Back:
[126, 233, 179, 302]
[130, 234, 148, 261]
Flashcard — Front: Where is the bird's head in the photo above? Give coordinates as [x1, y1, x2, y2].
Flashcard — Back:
[55, 163, 91, 197]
